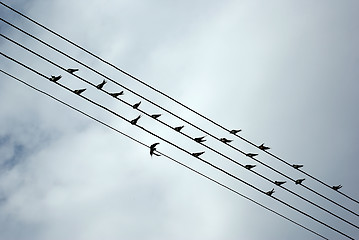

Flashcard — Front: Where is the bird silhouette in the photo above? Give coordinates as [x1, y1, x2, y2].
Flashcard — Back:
[130, 115, 141, 125]
[73, 88, 86, 95]
[50, 75, 62, 82]
[266, 188, 275, 196]
[230, 129, 241, 135]
[220, 138, 233, 144]
[150, 143, 160, 157]
[66, 68, 79, 73]
[292, 164, 304, 169]
[151, 114, 161, 119]
[295, 178, 305, 185]
[96, 80, 107, 89]
[174, 125, 184, 132]
[109, 91, 124, 98]
[132, 101, 141, 109]
[191, 151, 205, 158]
[275, 181, 286, 186]
[332, 185, 342, 191]
[244, 164, 256, 170]
[194, 136, 206, 143]
[246, 153, 258, 158]
[259, 143, 270, 151]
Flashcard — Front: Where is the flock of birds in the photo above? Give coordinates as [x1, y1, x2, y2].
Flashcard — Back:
[50, 68, 343, 197]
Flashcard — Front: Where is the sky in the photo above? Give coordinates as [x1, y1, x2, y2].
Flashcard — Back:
[1, 0, 359, 239]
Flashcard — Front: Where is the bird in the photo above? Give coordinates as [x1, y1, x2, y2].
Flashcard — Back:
[132, 101, 141, 109]
[230, 129, 241, 135]
[194, 136, 206, 143]
[130, 115, 141, 125]
[151, 114, 161, 119]
[246, 153, 258, 158]
[191, 151, 205, 158]
[50, 75, 61, 82]
[66, 68, 79, 73]
[109, 91, 124, 98]
[295, 178, 305, 185]
[332, 185, 342, 191]
[73, 88, 86, 95]
[259, 143, 270, 151]
[150, 143, 160, 157]
[275, 181, 286, 186]
[244, 164, 256, 170]
[96, 80, 107, 89]
[292, 164, 304, 169]
[266, 188, 275, 196]
[220, 138, 233, 144]
[174, 125, 184, 132]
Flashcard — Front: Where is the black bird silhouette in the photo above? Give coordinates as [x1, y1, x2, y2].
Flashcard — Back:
[50, 75, 62, 82]
[150, 143, 160, 157]
[109, 91, 124, 98]
[174, 125, 184, 132]
[266, 188, 275, 196]
[192, 151, 205, 158]
[230, 129, 241, 135]
[194, 136, 206, 143]
[132, 101, 141, 109]
[244, 164, 256, 170]
[130, 115, 141, 125]
[259, 143, 270, 151]
[246, 153, 258, 158]
[332, 185, 342, 191]
[73, 88, 86, 95]
[151, 114, 161, 119]
[295, 178, 305, 185]
[220, 138, 233, 144]
[96, 80, 107, 89]
[292, 164, 304, 169]
[275, 181, 286, 186]
[66, 68, 79, 73]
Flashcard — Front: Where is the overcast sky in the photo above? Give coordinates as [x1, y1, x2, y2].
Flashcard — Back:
[1, 0, 359, 239]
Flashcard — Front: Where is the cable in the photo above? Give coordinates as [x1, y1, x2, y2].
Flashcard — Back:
[1, 51, 356, 240]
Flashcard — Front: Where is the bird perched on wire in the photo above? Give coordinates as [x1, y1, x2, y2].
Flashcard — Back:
[66, 68, 79, 74]
[96, 80, 107, 89]
[246, 153, 258, 158]
[275, 181, 286, 186]
[292, 164, 304, 169]
[151, 114, 161, 119]
[332, 185, 342, 191]
[50, 75, 61, 82]
[73, 88, 86, 95]
[295, 178, 305, 185]
[150, 143, 160, 157]
[244, 164, 256, 170]
[259, 143, 270, 151]
[230, 129, 241, 135]
[132, 101, 141, 109]
[191, 151, 205, 158]
[130, 115, 141, 125]
[220, 138, 233, 144]
[194, 136, 206, 143]
[266, 188, 275, 196]
[109, 91, 124, 98]
[174, 125, 184, 132]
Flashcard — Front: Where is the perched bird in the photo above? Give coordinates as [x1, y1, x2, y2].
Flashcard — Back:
[132, 101, 141, 109]
[244, 164, 256, 170]
[50, 75, 62, 82]
[194, 136, 206, 143]
[151, 114, 161, 119]
[174, 125, 184, 132]
[66, 68, 79, 74]
[220, 138, 233, 144]
[292, 164, 304, 169]
[109, 91, 124, 98]
[73, 88, 86, 95]
[246, 153, 258, 158]
[191, 151, 205, 158]
[259, 143, 270, 151]
[130, 115, 141, 125]
[275, 181, 286, 186]
[295, 178, 305, 185]
[230, 129, 241, 135]
[150, 143, 160, 157]
[332, 185, 342, 191]
[266, 188, 275, 196]
[96, 80, 107, 89]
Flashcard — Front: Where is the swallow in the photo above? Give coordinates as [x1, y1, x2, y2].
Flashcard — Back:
[230, 129, 241, 135]
[174, 125, 184, 132]
[194, 136, 206, 143]
[150, 142, 160, 157]
[292, 164, 304, 169]
[295, 178, 305, 185]
[244, 164, 256, 170]
[246, 153, 258, 158]
[191, 151, 205, 158]
[66, 68, 79, 74]
[266, 188, 275, 196]
[96, 80, 107, 89]
[50, 75, 62, 82]
[332, 185, 342, 191]
[151, 114, 161, 119]
[109, 91, 124, 98]
[259, 143, 270, 151]
[220, 138, 233, 144]
[130, 115, 141, 125]
[275, 181, 286, 186]
[73, 88, 86, 95]
[132, 101, 141, 109]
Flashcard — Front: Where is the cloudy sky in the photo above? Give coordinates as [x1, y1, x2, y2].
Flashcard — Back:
[1, 0, 359, 239]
